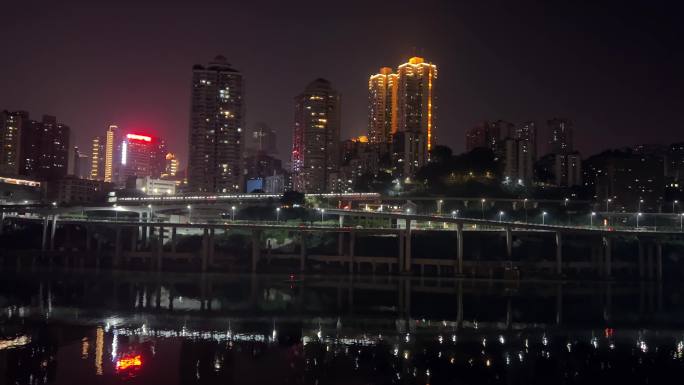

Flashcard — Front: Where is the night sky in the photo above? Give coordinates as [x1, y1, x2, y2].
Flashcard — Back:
[1, 0, 682, 166]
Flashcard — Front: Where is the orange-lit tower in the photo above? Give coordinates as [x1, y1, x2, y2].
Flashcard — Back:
[368, 67, 397, 150]
[394, 56, 437, 177]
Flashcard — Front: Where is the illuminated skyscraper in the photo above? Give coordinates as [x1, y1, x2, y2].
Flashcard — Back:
[19, 115, 70, 180]
[103, 125, 118, 182]
[368, 67, 397, 149]
[291, 78, 341, 193]
[162, 152, 179, 178]
[187, 55, 245, 193]
[548, 118, 574, 154]
[119, 133, 164, 183]
[392, 57, 437, 177]
[90, 136, 104, 180]
[0, 110, 28, 175]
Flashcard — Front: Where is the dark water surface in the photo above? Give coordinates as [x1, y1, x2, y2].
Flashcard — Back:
[1, 268, 684, 384]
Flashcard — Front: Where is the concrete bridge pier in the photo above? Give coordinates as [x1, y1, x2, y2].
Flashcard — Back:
[129, 226, 137, 253]
[647, 243, 654, 280]
[656, 241, 663, 281]
[114, 227, 122, 268]
[201, 228, 209, 272]
[456, 223, 464, 276]
[348, 231, 355, 274]
[299, 232, 307, 272]
[208, 228, 216, 266]
[170, 227, 177, 254]
[505, 226, 512, 258]
[49, 215, 59, 251]
[403, 220, 412, 274]
[41, 217, 49, 252]
[398, 231, 405, 274]
[638, 239, 645, 279]
[603, 236, 612, 278]
[251, 229, 261, 273]
[337, 232, 344, 257]
[555, 232, 563, 276]
[156, 226, 164, 271]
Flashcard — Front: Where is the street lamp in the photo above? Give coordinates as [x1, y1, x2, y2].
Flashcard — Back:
[320, 208, 325, 223]
[187, 205, 192, 222]
[498, 211, 504, 222]
[451, 210, 459, 219]
[636, 212, 643, 229]
[564, 198, 569, 207]
[148, 204, 153, 222]
[231, 206, 236, 221]
[276, 207, 281, 222]
[437, 199, 443, 214]
[542, 211, 547, 225]
[606, 198, 612, 212]
[481, 199, 486, 219]
[673, 200, 679, 213]
[523, 198, 528, 223]
[638, 199, 644, 212]
[590, 212, 596, 227]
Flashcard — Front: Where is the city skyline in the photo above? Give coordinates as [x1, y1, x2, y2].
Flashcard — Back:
[1, 1, 683, 168]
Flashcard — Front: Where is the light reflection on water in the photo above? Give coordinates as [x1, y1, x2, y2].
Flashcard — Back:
[1, 269, 684, 384]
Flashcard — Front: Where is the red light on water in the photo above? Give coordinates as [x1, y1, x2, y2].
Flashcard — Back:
[116, 354, 142, 371]
[126, 133, 152, 142]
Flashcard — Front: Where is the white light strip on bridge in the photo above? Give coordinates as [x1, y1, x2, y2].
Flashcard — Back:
[115, 192, 380, 202]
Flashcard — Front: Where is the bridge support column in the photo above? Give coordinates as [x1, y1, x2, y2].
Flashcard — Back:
[208, 228, 215, 266]
[156, 226, 164, 271]
[337, 232, 344, 256]
[201, 228, 209, 272]
[398, 231, 404, 274]
[299, 232, 307, 272]
[114, 227, 122, 268]
[403, 221, 412, 274]
[251, 229, 261, 273]
[603, 236, 612, 278]
[505, 226, 512, 258]
[638, 239, 645, 279]
[656, 241, 663, 281]
[170, 227, 177, 254]
[85, 225, 92, 252]
[555, 232, 563, 276]
[348, 231, 355, 274]
[41, 216, 49, 252]
[456, 223, 464, 276]
[647, 243, 654, 280]
[50, 215, 58, 251]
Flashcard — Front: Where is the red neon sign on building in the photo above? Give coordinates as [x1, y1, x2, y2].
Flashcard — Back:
[126, 133, 152, 142]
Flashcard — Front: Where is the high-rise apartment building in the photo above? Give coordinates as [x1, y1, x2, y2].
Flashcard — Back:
[19, 115, 70, 181]
[90, 136, 104, 180]
[90, 125, 119, 182]
[246, 122, 277, 155]
[368, 67, 397, 149]
[187, 56, 245, 193]
[515, 121, 537, 183]
[548, 118, 574, 154]
[162, 152, 179, 179]
[392, 57, 437, 177]
[291, 78, 341, 193]
[72, 146, 90, 179]
[0, 110, 28, 175]
[103, 125, 119, 182]
[119, 133, 165, 183]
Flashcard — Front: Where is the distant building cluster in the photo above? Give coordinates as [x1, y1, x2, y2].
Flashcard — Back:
[1, 53, 681, 213]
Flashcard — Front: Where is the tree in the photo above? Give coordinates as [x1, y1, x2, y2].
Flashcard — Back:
[280, 190, 305, 206]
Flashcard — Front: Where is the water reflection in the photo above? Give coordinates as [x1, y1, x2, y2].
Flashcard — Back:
[1, 270, 684, 384]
